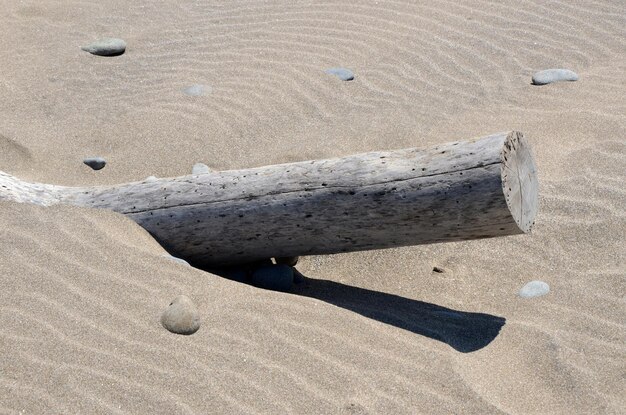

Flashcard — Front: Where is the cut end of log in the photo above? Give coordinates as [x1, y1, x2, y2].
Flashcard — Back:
[501, 131, 539, 233]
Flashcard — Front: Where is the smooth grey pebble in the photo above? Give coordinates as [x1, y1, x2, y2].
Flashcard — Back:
[183, 84, 209, 96]
[251, 264, 294, 292]
[163, 254, 190, 266]
[161, 295, 200, 335]
[83, 157, 106, 170]
[192, 163, 211, 175]
[519, 280, 550, 298]
[532, 69, 578, 85]
[81, 38, 126, 56]
[325, 67, 354, 81]
[145, 176, 158, 182]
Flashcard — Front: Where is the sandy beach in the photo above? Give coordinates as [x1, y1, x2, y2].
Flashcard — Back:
[1, 1, 625, 413]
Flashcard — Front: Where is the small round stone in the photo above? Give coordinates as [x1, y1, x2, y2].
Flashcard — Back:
[81, 38, 126, 56]
[144, 176, 158, 182]
[183, 84, 210, 96]
[519, 280, 550, 298]
[161, 295, 200, 335]
[83, 157, 106, 170]
[192, 163, 211, 175]
[325, 67, 354, 81]
[531, 69, 578, 85]
[251, 264, 294, 292]
[163, 254, 190, 266]
[275, 256, 299, 266]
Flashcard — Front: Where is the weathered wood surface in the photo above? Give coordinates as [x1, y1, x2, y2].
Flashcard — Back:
[0, 131, 538, 266]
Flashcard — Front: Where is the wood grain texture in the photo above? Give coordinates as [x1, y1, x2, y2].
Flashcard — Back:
[0, 131, 538, 265]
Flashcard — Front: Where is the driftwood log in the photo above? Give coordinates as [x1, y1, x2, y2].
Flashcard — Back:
[0, 131, 538, 266]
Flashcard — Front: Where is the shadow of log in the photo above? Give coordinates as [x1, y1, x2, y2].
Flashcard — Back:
[204, 263, 505, 353]
[289, 270, 505, 353]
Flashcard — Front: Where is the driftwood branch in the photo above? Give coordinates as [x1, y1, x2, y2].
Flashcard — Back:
[0, 131, 538, 266]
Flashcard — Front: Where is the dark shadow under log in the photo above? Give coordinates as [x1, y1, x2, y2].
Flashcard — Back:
[0, 131, 538, 266]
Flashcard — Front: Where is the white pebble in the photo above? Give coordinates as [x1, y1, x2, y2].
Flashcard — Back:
[519, 280, 550, 298]
[192, 163, 211, 175]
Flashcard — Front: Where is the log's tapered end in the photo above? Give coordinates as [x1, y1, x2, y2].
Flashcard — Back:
[501, 131, 539, 233]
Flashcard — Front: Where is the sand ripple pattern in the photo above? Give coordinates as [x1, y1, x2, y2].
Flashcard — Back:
[1, 0, 625, 180]
[1, 0, 625, 413]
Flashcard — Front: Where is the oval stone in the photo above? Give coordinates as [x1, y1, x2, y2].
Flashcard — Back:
[192, 163, 211, 175]
[81, 38, 126, 56]
[251, 264, 294, 292]
[519, 280, 550, 298]
[325, 67, 354, 81]
[161, 295, 200, 335]
[531, 69, 578, 85]
[183, 84, 209, 96]
[83, 157, 106, 170]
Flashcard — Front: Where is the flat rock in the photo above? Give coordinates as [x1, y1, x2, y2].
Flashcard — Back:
[192, 163, 211, 175]
[161, 295, 200, 335]
[251, 264, 294, 292]
[519, 280, 550, 298]
[83, 157, 106, 170]
[163, 254, 190, 266]
[81, 38, 126, 56]
[532, 69, 578, 85]
[325, 67, 354, 81]
[183, 84, 209, 96]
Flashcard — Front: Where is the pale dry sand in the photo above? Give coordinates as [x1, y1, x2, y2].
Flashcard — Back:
[1, 0, 625, 413]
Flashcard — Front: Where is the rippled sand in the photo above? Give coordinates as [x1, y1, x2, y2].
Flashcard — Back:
[1, 1, 624, 413]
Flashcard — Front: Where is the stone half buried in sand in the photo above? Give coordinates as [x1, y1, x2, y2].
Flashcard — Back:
[161, 295, 201, 335]
[81, 38, 126, 56]
[325, 67, 354, 81]
[182, 84, 210, 96]
[191, 162, 211, 175]
[531, 69, 578, 85]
